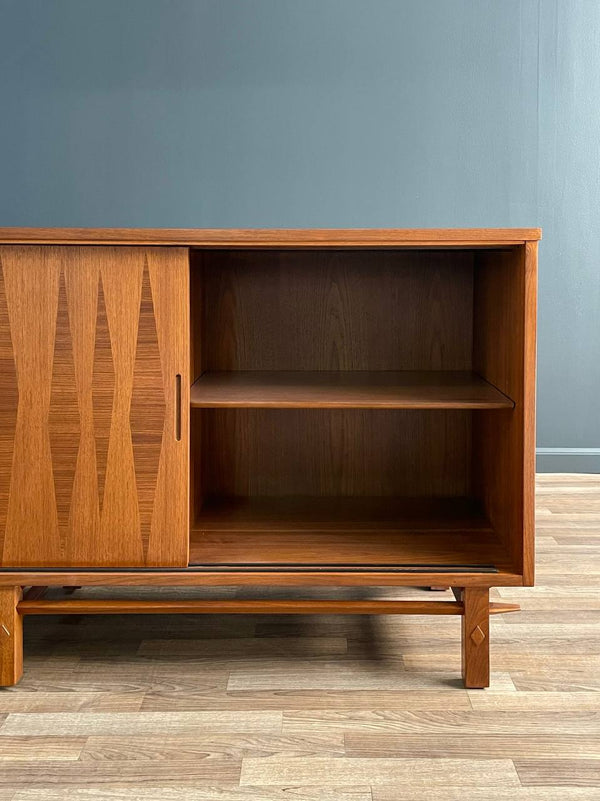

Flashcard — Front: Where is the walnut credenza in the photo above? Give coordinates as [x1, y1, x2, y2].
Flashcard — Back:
[0, 227, 539, 687]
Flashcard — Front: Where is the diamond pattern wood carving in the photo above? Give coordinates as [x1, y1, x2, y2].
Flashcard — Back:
[0, 246, 189, 568]
[49, 269, 80, 556]
[93, 273, 114, 522]
[470, 625, 486, 646]
[130, 262, 167, 562]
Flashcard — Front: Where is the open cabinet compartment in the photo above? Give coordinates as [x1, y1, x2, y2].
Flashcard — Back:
[188, 246, 532, 582]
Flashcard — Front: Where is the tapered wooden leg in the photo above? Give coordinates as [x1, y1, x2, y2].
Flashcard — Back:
[0, 587, 23, 687]
[461, 587, 489, 689]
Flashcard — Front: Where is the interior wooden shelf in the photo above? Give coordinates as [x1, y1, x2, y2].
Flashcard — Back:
[190, 370, 514, 409]
[189, 496, 514, 573]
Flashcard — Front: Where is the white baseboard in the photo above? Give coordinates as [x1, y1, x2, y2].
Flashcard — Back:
[536, 448, 600, 473]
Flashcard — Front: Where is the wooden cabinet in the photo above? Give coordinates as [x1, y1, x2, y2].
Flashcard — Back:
[0, 246, 189, 568]
[0, 228, 539, 689]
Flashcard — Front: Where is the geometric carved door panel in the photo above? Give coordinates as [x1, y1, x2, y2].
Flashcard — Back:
[0, 246, 189, 567]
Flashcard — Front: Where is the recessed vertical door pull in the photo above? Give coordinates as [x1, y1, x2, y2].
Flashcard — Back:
[175, 374, 182, 441]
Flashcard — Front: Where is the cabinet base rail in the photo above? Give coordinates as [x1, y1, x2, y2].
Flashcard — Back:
[1, 586, 519, 690]
[17, 597, 518, 616]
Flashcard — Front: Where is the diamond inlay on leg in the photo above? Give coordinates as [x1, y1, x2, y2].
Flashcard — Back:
[470, 625, 486, 646]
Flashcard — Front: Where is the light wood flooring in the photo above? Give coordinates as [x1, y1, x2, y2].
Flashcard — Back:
[0, 474, 599, 799]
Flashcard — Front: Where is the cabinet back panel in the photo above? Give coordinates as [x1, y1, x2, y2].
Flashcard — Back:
[194, 249, 474, 372]
[199, 409, 471, 499]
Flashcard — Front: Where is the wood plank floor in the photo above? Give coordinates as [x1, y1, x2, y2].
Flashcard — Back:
[0, 474, 598, 799]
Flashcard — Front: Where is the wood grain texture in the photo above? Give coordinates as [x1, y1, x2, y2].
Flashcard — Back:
[1, 710, 282, 736]
[0, 246, 189, 568]
[0, 227, 542, 246]
[193, 496, 493, 531]
[0, 735, 84, 760]
[145, 250, 190, 566]
[0, 586, 22, 686]
[0, 262, 17, 554]
[17, 598, 517, 616]
[200, 409, 472, 498]
[190, 371, 513, 409]
[461, 587, 490, 689]
[473, 242, 538, 585]
[239, 756, 520, 787]
[280, 708, 600, 735]
[196, 249, 475, 372]
[18, 599, 465, 616]
[65, 252, 103, 566]
[0, 691, 144, 713]
[188, 496, 513, 574]
[514, 759, 600, 787]
[130, 262, 165, 561]
[1, 248, 61, 566]
[373, 790, 594, 801]
[0, 569, 521, 588]
[49, 269, 79, 556]
[0, 760, 240, 786]
[77, 732, 346, 761]
[345, 733, 599, 760]
[0, 787, 372, 801]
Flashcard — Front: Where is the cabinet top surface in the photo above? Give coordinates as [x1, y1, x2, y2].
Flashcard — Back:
[0, 227, 541, 247]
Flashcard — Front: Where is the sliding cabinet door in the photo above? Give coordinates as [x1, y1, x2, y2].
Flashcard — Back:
[0, 246, 189, 567]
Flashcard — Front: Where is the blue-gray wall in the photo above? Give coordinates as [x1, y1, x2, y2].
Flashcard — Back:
[1, 0, 599, 470]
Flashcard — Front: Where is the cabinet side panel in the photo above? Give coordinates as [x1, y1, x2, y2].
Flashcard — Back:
[473, 243, 537, 584]
[0, 246, 189, 568]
